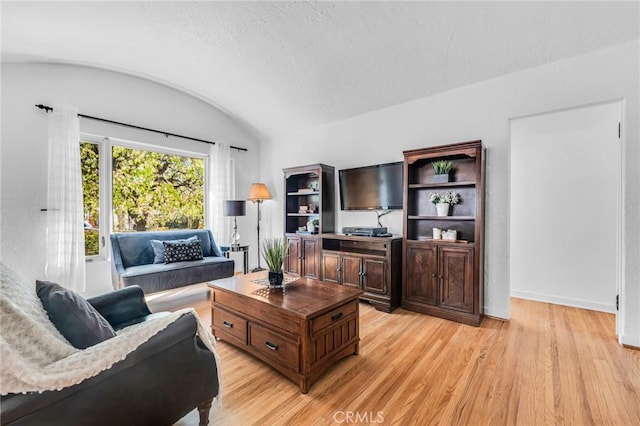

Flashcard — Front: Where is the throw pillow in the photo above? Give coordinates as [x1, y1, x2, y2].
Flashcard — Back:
[36, 280, 117, 349]
[150, 235, 198, 263]
[163, 240, 204, 264]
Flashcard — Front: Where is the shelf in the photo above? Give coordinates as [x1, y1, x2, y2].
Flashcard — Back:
[408, 181, 476, 189]
[408, 215, 475, 221]
[295, 230, 318, 235]
[409, 238, 475, 245]
[288, 213, 320, 217]
[287, 191, 320, 196]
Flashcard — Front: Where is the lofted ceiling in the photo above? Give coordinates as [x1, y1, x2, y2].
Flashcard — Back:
[2, 1, 638, 141]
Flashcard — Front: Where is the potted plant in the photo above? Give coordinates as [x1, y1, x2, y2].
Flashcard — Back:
[432, 160, 453, 183]
[429, 191, 460, 216]
[307, 218, 319, 233]
[262, 237, 290, 286]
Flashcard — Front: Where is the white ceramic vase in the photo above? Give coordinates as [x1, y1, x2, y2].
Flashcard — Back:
[436, 202, 450, 217]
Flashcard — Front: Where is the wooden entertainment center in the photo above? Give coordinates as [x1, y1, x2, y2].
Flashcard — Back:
[282, 141, 485, 326]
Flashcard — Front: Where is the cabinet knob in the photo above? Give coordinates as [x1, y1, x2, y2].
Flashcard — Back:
[431, 273, 437, 278]
[223, 320, 233, 328]
[439, 275, 444, 279]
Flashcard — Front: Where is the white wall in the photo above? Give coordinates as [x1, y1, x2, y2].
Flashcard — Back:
[510, 102, 620, 313]
[0, 63, 261, 296]
[261, 41, 640, 346]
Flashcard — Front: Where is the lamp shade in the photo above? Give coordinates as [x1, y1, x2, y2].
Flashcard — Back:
[223, 200, 246, 217]
[247, 183, 272, 201]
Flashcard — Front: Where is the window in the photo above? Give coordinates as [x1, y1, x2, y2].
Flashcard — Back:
[80, 141, 100, 256]
[80, 137, 206, 258]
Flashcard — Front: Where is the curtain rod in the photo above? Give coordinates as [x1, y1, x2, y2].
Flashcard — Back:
[35, 104, 248, 152]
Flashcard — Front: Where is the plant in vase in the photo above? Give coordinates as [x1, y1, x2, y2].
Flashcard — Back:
[307, 218, 319, 233]
[262, 237, 290, 286]
[429, 191, 460, 216]
[432, 160, 453, 183]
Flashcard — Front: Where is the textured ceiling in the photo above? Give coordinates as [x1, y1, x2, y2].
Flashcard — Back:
[2, 1, 639, 140]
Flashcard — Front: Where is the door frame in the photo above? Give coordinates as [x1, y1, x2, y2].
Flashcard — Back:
[507, 99, 624, 340]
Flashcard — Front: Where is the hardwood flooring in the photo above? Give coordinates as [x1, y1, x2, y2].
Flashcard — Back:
[174, 297, 640, 426]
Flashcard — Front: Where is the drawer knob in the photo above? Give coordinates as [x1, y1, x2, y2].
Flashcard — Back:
[265, 341, 279, 351]
[331, 312, 343, 321]
[223, 320, 233, 328]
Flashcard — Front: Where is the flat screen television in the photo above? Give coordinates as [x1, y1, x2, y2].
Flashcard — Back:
[339, 161, 403, 210]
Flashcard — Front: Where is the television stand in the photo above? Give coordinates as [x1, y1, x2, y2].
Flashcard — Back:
[321, 233, 402, 312]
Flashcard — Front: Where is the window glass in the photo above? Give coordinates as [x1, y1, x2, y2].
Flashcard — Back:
[80, 141, 100, 256]
[111, 145, 205, 232]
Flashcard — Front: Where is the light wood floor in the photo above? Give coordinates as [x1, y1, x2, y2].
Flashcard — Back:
[174, 297, 640, 426]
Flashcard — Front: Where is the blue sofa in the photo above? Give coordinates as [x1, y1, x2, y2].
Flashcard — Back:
[110, 229, 234, 294]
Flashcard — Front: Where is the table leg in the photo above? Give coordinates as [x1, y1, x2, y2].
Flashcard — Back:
[243, 250, 249, 274]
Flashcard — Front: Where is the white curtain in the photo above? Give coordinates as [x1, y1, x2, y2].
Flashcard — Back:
[207, 142, 232, 246]
[45, 106, 86, 292]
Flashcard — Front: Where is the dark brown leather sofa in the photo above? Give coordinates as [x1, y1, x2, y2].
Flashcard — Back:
[0, 286, 219, 426]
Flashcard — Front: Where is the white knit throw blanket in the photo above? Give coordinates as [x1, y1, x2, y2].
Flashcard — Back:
[0, 263, 222, 401]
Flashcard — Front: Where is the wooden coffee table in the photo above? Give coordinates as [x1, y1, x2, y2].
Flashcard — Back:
[207, 272, 363, 393]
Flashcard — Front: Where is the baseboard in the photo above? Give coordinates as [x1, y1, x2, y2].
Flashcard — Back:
[483, 307, 510, 321]
[510, 289, 616, 313]
[484, 314, 509, 322]
[621, 334, 640, 349]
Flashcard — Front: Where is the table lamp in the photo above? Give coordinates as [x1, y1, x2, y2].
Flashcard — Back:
[247, 183, 272, 271]
[223, 200, 246, 247]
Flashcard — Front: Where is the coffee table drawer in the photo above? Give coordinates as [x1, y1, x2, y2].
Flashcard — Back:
[248, 323, 299, 371]
[213, 306, 247, 345]
[311, 300, 358, 335]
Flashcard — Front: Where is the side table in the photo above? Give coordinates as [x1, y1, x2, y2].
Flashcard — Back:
[220, 245, 249, 274]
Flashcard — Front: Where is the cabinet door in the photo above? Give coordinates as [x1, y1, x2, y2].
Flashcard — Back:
[405, 244, 438, 305]
[341, 255, 362, 288]
[302, 238, 320, 279]
[362, 257, 387, 295]
[321, 252, 341, 283]
[438, 246, 474, 313]
[285, 236, 301, 276]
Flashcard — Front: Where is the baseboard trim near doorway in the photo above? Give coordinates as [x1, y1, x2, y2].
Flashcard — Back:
[510, 290, 615, 313]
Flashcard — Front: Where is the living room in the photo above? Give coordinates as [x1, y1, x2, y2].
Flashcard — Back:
[1, 2, 639, 425]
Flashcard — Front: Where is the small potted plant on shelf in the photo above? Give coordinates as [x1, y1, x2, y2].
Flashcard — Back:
[429, 191, 460, 216]
[432, 160, 453, 183]
[262, 237, 290, 286]
[307, 218, 319, 233]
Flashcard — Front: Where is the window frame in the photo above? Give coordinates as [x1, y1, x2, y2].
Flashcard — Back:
[80, 133, 209, 261]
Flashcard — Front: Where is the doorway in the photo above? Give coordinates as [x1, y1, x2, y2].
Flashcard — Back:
[509, 101, 622, 332]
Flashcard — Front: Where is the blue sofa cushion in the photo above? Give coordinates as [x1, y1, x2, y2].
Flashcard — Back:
[36, 280, 116, 349]
[119, 257, 234, 294]
[150, 235, 198, 264]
